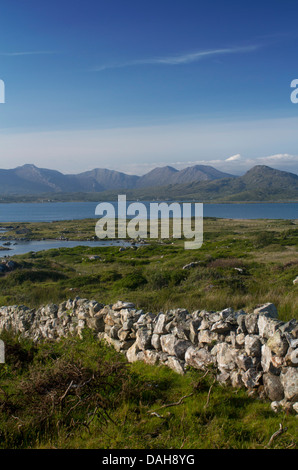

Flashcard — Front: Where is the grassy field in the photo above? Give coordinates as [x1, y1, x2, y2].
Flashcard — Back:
[0, 329, 297, 449]
[0, 217, 297, 449]
[0, 217, 297, 320]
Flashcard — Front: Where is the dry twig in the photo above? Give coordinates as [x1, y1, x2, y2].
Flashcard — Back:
[266, 423, 288, 448]
[148, 392, 194, 414]
[204, 379, 216, 409]
[59, 380, 74, 403]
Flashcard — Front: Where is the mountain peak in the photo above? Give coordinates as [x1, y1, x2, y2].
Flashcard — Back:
[17, 163, 38, 169]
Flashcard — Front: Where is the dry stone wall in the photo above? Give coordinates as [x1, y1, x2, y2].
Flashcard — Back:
[0, 298, 297, 414]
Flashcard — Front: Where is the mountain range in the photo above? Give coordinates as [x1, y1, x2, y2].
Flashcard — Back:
[0, 164, 234, 195]
[0, 163, 297, 202]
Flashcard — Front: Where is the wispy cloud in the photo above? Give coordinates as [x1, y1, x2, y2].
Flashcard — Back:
[0, 51, 56, 57]
[94, 44, 259, 71]
[1, 117, 297, 175]
[225, 154, 242, 162]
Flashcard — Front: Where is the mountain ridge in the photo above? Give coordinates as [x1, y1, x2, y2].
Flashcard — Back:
[0, 164, 297, 202]
[0, 163, 235, 195]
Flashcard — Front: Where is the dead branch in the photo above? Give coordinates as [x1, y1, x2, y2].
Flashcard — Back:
[148, 411, 167, 419]
[266, 423, 288, 448]
[204, 379, 216, 409]
[59, 380, 74, 402]
[148, 392, 194, 413]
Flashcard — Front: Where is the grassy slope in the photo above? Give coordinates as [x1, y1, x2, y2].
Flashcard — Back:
[0, 218, 297, 320]
[0, 329, 297, 449]
[0, 217, 297, 449]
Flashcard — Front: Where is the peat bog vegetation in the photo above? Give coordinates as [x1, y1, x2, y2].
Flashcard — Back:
[0, 217, 297, 449]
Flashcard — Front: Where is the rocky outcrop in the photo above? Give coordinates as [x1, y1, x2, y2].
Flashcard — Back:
[0, 299, 297, 414]
[0, 259, 19, 273]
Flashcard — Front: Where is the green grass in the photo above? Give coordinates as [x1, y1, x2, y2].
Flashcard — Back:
[0, 330, 297, 449]
[0, 218, 297, 320]
[0, 217, 297, 449]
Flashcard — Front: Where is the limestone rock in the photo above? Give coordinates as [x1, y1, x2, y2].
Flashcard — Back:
[103, 333, 122, 352]
[104, 310, 121, 327]
[185, 346, 214, 369]
[126, 342, 140, 363]
[160, 334, 191, 360]
[235, 332, 245, 348]
[143, 350, 160, 366]
[85, 316, 105, 332]
[241, 368, 262, 389]
[188, 319, 201, 344]
[257, 315, 281, 339]
[230, 371, 243, 388]
[109, 325, 121, 340]
[153, 313, 168, 335]
[245, 313, 259, 335]
[263, 373, 284, 401]
[261, 344, 281, 375]
[120, 308, 142, 324]
[244, 335, 262, 357]
[112, 301, 135, 311]
[236, 314, 247, 333]
[267, 331, 289, 356]
[166, 356, 185, 375]
[136, 327, 152, 350]
[280, 367, 298, 401]
[254, 303, 278, 318]
[211, 320, 232, 334]
[285, 346, 298, 367]
[216, 343, 238, 371]
[236, 353, 254, 371]
[117, 328, 131, 342]
[198, 329, 221, 346]
[151, 333, 162, 350]
[89, 301, 103, 316]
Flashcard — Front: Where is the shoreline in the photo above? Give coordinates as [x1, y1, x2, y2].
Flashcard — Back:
[0, 199, 298, 204]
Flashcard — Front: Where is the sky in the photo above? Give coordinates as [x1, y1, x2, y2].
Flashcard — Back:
[0, 0, 298, 175]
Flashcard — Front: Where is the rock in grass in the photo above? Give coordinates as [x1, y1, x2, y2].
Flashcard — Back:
[166, 356, 185, 375]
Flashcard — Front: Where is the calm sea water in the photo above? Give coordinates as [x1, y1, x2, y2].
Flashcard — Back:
[0, 201, 297, 223]
[0, 239, 133, 256]
[0, 201, 296, 255]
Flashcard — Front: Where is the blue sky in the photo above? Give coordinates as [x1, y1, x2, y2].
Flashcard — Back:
[0, 0, 298, 175]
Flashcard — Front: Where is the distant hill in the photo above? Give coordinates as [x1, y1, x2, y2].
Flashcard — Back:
[0, 163, 235, 195]
[136, 166, 178, 188]
[135, 165, 233, 188]
[123, 165, 298, 202]
[0, 164, 297, 202]
[83, 165, 298, 203]
[171, 165, 234, 185]
[77, 168, 139, 191]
